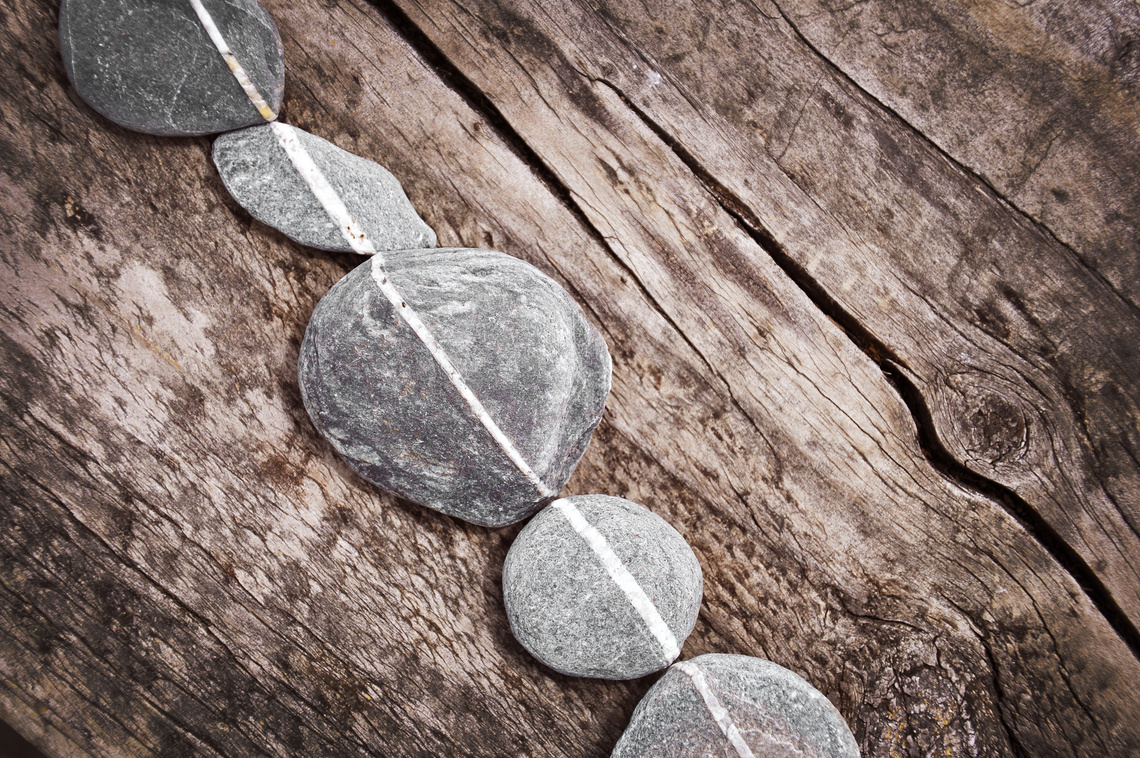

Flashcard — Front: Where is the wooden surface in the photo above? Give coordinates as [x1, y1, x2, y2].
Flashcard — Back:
[2, 0, 1138, 755]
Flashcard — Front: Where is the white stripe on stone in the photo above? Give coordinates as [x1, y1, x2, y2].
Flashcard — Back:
[675, 661, 756, 758]
[188, 0, 277, 121]
[270, 122, 555, 498]
[553, 499, 680, 662]
[270, 123, 377, 254]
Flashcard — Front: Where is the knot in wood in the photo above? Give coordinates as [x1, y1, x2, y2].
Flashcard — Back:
[946, 373, 1030, 467]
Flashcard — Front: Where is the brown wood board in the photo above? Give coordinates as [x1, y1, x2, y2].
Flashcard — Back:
[1, 0, 1137, 756]
[390, 0, 1140, 633]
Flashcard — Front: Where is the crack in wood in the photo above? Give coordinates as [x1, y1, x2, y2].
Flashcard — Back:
[6, 0, 1139, 752]
[766, 0, 1140, 319]
[368, 0, 588, 240]
[371, 0, 1140, 664]
[584, 74, 1140, 664]
[368, 0, 772, 448]
[948, 598, 1032, 758]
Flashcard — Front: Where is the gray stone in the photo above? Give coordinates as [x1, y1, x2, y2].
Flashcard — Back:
[612, 654, 860, 758]
[502, 494, 703, 679]
[59, 0, 284, 136]
[213, 124, 437, 253]
[298, 249, 610, 526]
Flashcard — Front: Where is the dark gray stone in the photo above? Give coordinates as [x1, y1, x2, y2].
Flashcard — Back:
[298, 249, 610, 526]
[502, 495, 703, 679]
[59, 0, 284, 136]
[612, 654, 860, 758]
[213, 124, 437, 253]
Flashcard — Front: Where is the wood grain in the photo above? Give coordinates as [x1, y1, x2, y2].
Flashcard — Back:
[1, 0, 1137, 756]
[387, 0, 1140, 641]
[778, 0, 1140, 306]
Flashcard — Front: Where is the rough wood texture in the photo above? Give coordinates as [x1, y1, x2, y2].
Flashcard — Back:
[397, 0, 1140, 632]
[1, 0, 1137, 756]
[780, 0, 1140, 305]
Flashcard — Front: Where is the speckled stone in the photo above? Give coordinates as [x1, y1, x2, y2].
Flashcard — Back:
[502, 495, 703, 679]
[213, 124, 437, 253]
[298, 249, 610, 526]
[612, 654, 860, 758]
[59, 0, 284, 136]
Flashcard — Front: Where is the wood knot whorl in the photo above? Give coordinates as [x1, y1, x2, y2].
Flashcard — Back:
[941, 373, 1031, 469]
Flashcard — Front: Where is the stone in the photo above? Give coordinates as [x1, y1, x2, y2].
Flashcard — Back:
[298, 249, 610, 526]
[502, 495, 703, 679]
[59, 0, 284, 136]
[612, 653, 860, 758]
[213, 124, 437, 253]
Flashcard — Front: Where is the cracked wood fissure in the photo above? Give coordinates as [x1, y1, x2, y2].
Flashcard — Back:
[1, 2, 1139, 758]
[582, 69, 1140, 658]
[770, 0, 1140, 315]
[538, 0, 1140, 632]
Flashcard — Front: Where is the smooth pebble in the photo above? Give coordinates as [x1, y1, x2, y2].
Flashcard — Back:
[60, 0, 284, 136]
[612, 653, 860, 758]
[298, 249, 610, 526]
[213, 124, 437, 253]
[502, 494, 702, 679]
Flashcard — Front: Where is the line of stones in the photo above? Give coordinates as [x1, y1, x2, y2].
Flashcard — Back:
[56, 0, 862, 755]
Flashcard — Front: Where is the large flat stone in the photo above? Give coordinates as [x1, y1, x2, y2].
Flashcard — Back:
[298, 249, 611, 526]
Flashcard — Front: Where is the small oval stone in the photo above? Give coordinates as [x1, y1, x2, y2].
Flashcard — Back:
[502, 495, 703, 680]
[60, 0, 285, 136]
[612, 653, 860, 758]
[213, 124, 437, 253]
[298, 250, 610, 526]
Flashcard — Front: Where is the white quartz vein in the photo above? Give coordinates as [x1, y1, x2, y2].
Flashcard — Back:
[676, 661, 756, 758]
[188, 0, 276, 120]
[270, 122, 555, 498]
[553, 499, 680, 662]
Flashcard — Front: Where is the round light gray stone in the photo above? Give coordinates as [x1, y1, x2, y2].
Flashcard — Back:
[213, 124, 437, 253]
[502, 494, 703, 679]
[298, 249, 610, 526]
[59, 0, 284, 136]
[612, 654, 860, 758]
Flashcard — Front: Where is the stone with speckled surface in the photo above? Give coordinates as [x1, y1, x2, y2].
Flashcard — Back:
[213, 124, 437, 253]
[298, 249, 610, 526]
[612, 653, 860, 758]
[502, 494, 702, 680]
[59, 0, 283, 136]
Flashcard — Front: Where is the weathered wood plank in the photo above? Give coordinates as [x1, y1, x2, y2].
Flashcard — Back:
[1, 0, 1138, 757]
[388, 0, 1140, 643]
[777, 0, 1140, 306]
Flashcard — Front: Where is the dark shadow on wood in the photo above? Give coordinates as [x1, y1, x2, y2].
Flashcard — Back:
[0, 719, 47, 758]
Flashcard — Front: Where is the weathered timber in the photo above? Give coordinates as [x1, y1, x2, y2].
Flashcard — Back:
[387, 0, 1140, 642]
[0, 1, 1137, 758]
[779, 0, 1140, 307]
